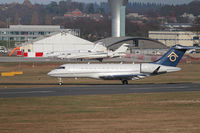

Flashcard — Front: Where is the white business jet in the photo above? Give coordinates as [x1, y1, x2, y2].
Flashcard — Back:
[44, 42, 107, 58]
[48, 45, 198, 85]
[57, 43, 129, 62]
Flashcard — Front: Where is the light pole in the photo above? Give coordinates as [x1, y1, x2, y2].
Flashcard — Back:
[6, 18, 10, 48]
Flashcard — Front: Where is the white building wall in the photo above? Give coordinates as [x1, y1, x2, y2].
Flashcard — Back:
[20, 44, 33, 52]
[21, 32, 95, 53]
[149, 31, 199, 47]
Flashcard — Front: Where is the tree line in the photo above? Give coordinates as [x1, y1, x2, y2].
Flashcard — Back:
[0, 0, 200, 41]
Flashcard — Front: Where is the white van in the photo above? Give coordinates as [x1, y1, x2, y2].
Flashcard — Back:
[0, 46, 8, 54]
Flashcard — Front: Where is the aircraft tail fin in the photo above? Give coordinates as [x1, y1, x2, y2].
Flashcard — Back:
[90, 42, 107, 52]
[154, 45, 199, 67]
[114, 43, 129, 53]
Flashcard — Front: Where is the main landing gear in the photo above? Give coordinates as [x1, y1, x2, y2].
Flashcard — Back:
[58, 77, 63, 85]
[121, 80, 128, 85]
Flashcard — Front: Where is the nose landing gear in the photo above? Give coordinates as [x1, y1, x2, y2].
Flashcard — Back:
[58, 77, 63, 85]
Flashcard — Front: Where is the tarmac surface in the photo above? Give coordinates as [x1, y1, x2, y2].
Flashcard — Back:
[0, 56, 138, 63]
[0, 57, 63, 62]
[0, 83, 200, 98]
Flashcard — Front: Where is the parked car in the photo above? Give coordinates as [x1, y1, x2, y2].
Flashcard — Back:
[0, 46, 8, 54]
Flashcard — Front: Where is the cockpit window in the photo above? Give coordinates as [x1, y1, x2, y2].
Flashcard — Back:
[56, 66, 65, 69]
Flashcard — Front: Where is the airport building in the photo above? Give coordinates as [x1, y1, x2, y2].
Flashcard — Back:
[20, 32, 94, 57]
[0, 25, 80, 43]
[149, 31, 200, 47]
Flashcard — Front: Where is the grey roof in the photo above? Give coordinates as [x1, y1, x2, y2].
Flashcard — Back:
[96, 36, 167, 49]
[9, 25, 61, 30]
[27, 32, 60, 44]
[0, 25, 78, 32]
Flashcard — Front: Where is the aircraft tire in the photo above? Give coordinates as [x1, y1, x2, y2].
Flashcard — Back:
[122, 80, 128, 85]
[59, 82, 63, 86]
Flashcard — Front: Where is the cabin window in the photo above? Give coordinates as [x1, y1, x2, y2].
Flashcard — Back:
[56, 66, 65, 69]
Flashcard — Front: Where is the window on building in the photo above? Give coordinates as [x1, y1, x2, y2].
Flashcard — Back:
[14, 32, 19, 35]
[2, 37, 8, 41]
[33, 32, 39, 35]
[10, 37, 14, 41]
[28, 32, 33, 35]
[14, 37, 20, 41]
[44, 32, 50, 35]
[21, 32, 28, 35]
[21, 37, 25, 41]
[39, 32, 44, 35]
[28, 37, 33, 41]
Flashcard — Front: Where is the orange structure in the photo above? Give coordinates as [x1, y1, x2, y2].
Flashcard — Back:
[9, 46, 20, 56]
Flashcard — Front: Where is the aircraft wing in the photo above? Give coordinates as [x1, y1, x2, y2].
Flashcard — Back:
[99, 73, 148, 80]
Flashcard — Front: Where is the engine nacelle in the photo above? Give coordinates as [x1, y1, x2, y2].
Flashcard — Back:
[141, 63, 160, 73]
[141, 63, 181, 74]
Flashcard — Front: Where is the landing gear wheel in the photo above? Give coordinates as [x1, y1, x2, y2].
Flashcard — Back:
[58, 78, 63, 86]
[122, 80, 128, 85]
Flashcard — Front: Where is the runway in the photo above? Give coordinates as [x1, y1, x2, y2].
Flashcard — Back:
[0, 83, 200, 98]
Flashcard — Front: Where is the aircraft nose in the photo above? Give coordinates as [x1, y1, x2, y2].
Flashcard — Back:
[48, 70, 55, 76]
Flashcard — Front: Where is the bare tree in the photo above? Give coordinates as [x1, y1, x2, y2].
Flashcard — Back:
[31, 11, 39, 25]
[14, 12, 19, 25]
[45, 14, 52, 25]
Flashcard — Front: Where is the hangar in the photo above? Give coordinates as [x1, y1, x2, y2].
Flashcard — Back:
[96, 36, 168, 55]
[20, 32, 95, 57]
[97, 36, 167, 49]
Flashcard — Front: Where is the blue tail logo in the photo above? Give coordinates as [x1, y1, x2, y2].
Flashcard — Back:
[154, 45, 199, 67]
[168, 52, 178, 62]
[153, 45, 193, 67]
